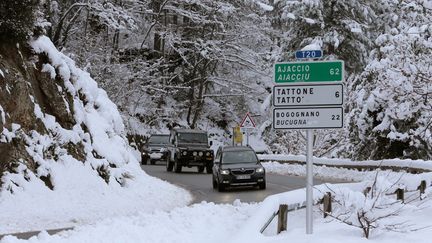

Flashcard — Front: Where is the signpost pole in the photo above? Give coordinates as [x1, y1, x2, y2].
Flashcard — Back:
[246, 129, 249, 146]
[306, 129, 313, 234]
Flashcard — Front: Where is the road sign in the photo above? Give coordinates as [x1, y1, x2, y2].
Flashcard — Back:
[273, 83, 343, 107]
[240, 113, 256, 129]
[295, 50, 322, 59]
[272, 107, 343, 129]
[274, 60, 343, 83]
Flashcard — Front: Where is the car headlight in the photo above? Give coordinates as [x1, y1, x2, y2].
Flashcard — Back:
[198, 151, 203, 156]
[206, 152, 211, 156]
[220, 169, 230, 175]
[256, 167, 265, 173]
[182, 151, 187, 156]
[192, 151, 197, 156]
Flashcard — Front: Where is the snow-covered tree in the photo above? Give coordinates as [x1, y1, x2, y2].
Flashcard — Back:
[0, 0, 38, 42]
[98, 0, 274, 135]
[261, 0, 383, 155]
[325, 173, 426, 238]
[343, 0, 432, 160]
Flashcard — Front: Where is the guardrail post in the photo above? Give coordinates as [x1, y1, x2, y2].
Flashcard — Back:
[419, 180, 427, 199]
[395, 188, 404, 202]
[323, 192, 332, 218]
[277, 204, 288, 234]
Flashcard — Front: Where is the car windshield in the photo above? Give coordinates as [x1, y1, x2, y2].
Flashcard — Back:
[177, 133, 208, 143]
[148, 135, 169, 144]
[222, 150, 258, 164]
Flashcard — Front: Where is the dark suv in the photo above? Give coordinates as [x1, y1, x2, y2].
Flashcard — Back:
[165, 129, 214, 173]
[141, 134, 170, 165]
[212, 146, 266, 192]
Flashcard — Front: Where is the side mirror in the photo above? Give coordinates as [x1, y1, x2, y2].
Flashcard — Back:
[209, 141, 213, 146]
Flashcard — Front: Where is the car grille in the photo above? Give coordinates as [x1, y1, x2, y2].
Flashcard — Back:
[231, 169, 255, 175]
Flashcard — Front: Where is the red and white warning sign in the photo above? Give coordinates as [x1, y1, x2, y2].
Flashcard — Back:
[240, 112, 256, 129]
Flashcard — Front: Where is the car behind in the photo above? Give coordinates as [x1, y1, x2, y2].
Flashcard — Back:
[142, 134, 169, 165]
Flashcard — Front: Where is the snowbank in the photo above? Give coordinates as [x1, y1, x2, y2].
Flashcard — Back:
[0, 36, 192, 234]
[3, 181, 431, 243]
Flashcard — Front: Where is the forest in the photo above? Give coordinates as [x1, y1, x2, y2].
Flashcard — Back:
[1, 0, 431, 161]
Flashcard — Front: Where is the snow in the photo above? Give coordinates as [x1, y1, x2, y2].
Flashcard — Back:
[301, 43, 321, 51]
[0, 105, 5, 124]
[350, 27, 362, 33]
[0, 162, 192, 234]
[41, 64, 56, 79]
[0, 68, 4, 78]
[2, 178, 432, 243]
[425, 0, 432, 9]
[0, 152, 432, 243]
[0, 36, 192, 235]
[304, 17, 316, 24]
[283, 12, 296, 20]
[256, 1, 274, 11]
[2, 141, 432, 243]
[2, 5, 432, 240]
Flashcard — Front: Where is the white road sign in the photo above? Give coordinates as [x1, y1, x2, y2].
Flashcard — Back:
[273, 107, 343, 129]
[273, 83, 343, 107]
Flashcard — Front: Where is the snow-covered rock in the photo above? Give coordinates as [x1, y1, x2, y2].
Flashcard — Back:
[0, 36, 191, 234]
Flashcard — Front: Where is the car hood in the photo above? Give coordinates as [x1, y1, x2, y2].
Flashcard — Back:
[221, 163, 261, 170]
[178, 143, 210, 150]
[148, 145, 166, 149]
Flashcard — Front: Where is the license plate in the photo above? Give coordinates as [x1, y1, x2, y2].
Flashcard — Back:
[236, 175, 251, 180]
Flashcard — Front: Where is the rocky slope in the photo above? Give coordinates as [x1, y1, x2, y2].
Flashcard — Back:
[0, 36, 135, 192]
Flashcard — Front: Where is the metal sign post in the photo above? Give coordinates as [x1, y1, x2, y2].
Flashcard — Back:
[306, 129, 313, 234]
[272, 50, 344, 235]
[246, 129, 249, 146]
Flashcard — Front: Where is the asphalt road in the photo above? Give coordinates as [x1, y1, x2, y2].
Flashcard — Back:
[141, 163, 329, 204]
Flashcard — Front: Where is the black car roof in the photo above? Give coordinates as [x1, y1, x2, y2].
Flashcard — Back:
[174, 128, 207, 134]
[221, 146, 254, 152]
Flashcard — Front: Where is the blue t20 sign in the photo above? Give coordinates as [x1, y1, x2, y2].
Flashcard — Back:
[295, 50, 322, 59]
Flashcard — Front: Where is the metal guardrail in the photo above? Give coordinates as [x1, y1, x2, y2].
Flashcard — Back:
[260, 210, 279, 233]
[260, 179, 430, 235]
[259, 159, 432, 173]
[260, 201, 307, 233]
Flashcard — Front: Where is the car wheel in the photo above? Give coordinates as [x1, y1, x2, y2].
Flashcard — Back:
[258, 182, 266, 190]
[174, 158, 182, 173]
[197, 166, 205, 173]
[212, 176, 217, 189]
[217, 179, 225, 192]
[166, 155, 173, 172]
[146, 157, 152, 165]
[150, 159, 155, 165]
[205, 165, 212, 174]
